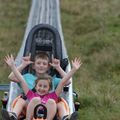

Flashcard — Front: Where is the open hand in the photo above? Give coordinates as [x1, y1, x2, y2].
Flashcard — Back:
[4, 54, 15, 67]
[72, 57, 82, 70]
[22, 53, 33, 66]
[49, 58, 60, 69]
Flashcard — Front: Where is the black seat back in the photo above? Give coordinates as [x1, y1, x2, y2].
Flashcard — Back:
[23, 24, 68, 76]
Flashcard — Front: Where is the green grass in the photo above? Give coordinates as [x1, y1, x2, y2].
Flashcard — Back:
[61, 0, 120, 119]
[0, 0, 120, 120]
[0, 0, 30, 83]
[0, 0, 30, 110]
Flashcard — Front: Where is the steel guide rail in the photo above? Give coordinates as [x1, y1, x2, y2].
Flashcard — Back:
[7, 0, 74, 113]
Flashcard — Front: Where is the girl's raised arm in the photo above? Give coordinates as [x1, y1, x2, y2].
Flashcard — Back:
[4, 54, 29, 95]
[55, 57, 82, 96]
[8, 54, 33, 82]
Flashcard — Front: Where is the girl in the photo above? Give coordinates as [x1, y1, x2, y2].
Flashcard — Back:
[4, 55, 82, 120]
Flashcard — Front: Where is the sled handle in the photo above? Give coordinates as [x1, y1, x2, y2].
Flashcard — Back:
[34, 104, 47, 119]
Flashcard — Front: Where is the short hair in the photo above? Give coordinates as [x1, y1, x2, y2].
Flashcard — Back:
[34, 51, 50, 62]
[35, 73, 52, 90]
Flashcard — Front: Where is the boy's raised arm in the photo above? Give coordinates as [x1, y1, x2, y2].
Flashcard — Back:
[50, 58, 66, 77]
[50, 58, 72, 85]
[4, 54, 29, 95]
[55, 57, 82, 96]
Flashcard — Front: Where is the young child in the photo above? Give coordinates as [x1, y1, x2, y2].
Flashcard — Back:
[4, 54, 81, 120]
[2, 52, 72, 120]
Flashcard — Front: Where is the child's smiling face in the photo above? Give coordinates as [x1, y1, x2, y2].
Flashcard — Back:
[35, 79, 50, 96]
[33, 58, 49, 75]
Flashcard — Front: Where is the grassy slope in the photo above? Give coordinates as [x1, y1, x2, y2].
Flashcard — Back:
[61, 0, 120, 120]
[0, 0, 30, 83]
[0, 0, 120, 120]
[0, 0, 30, 116]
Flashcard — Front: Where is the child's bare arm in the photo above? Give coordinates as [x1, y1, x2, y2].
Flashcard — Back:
[8, 54, 33, 82]
[50, 58, 66, 77]
[55, 57, 82, 96]
[50, 58, 72, 85]
[4, 54, 29, 95]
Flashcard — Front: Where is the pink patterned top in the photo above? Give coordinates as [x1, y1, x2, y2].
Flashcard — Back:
[26, 90, 58, 104]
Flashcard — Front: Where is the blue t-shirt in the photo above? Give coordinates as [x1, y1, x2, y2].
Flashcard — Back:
[22, 73, 61, 90]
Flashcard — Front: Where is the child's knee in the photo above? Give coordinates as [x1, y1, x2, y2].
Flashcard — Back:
[57, 101, 64, 107]
[31, 97, 41, 104]
[18, 98, 26, 103]
[47, 99, 56, 106]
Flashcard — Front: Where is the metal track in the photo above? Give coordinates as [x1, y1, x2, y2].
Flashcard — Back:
[7, 0, 74, 113]
[0, 84, 9, 91]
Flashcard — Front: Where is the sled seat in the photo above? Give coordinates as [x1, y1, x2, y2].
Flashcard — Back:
[23, 24, 68, 77]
